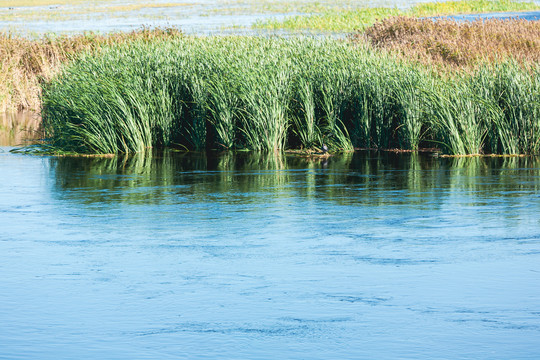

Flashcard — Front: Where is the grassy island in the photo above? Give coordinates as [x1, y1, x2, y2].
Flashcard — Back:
[41, 34, 539, 155]
[1, 1, 539, 156]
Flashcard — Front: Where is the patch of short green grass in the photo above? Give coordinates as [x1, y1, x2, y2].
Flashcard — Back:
[256, 7, 401, 32]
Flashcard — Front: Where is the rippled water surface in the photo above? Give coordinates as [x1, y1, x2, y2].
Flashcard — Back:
[1, 149, 540, 359]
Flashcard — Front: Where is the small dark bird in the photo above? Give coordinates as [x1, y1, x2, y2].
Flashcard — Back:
[321, 144, 328, 154]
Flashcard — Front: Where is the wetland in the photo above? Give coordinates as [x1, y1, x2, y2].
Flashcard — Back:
[1, 1, 540, 358]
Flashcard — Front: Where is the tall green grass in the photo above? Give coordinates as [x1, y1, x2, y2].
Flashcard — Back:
[41, 36, 540, 155]
[491, 62, 540, 154]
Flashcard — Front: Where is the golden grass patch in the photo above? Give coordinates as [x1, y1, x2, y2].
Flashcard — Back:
[358, 16, 540, 69]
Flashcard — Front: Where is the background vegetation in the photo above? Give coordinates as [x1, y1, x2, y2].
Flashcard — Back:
[254, 0, 540, 31]
[359, 16, 540, 69]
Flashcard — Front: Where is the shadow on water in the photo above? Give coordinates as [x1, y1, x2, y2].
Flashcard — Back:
[49, 150, 540, 208]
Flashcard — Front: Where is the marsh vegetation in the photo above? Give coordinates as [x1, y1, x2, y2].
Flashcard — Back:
[40, 35, 539, 156]
[359, 16, 540, 68]
[0, 27, 182, 112]
[1, 1, 539, 156]
[2, 4, 540, 357]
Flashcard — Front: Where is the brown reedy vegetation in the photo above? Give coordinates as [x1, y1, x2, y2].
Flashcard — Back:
[0, 27, 182, 112]
[358, 16, 540, 70]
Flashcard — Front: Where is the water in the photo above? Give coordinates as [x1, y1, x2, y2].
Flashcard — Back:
[2, 0, 540, 355]
[4, 0, 537, 36]
[1, 149, 539, 359]
[442, 11, 540, 22]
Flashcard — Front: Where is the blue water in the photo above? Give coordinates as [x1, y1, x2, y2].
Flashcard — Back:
[1, 149, 540, 359]
[442, 10, 540, 22]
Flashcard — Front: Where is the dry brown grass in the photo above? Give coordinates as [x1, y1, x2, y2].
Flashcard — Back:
[357, 16, 540, 70]
[0, 27, 182, 112]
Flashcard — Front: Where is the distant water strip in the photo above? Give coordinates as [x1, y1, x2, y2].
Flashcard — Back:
[438, 10, 540, 21]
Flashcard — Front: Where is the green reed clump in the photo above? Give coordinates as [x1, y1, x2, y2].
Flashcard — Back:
[426, 80, 491, 155]
[421, 61, 540, 155]
[291, 77, 321, 150]
[206, 74, 239, 150]
[41, 36, 540, 155]
[316, 56, 355, 151]
[44, 37, 356, 154]
[355, 62, 397, 149]
[288, 40, 353, 150]
[489, 62, 540, 154]
[237, 44, 293, 151]
[346, 50, 431, 150]
[393, 69, 431, 151]
[43, 42, 184, 153]
[186, 75, 208, 150]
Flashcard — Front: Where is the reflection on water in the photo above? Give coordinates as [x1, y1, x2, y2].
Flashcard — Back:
[1, 151, 540, 359]
[51, 151, 540, 208]
[0, 111, 41, 146]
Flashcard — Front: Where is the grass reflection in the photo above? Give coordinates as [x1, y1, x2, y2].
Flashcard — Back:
[49, 152, 540, 207]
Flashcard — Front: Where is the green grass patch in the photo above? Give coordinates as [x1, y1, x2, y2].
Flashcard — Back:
[253, 0, 540, 32]
[256, 7, 402, 32]
[412, 0, 540, 16]
[204, 0, 372, 15]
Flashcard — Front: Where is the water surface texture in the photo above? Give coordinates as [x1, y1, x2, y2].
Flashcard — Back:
[1, 150, 539, 359]
[0, 0, 495, 35]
